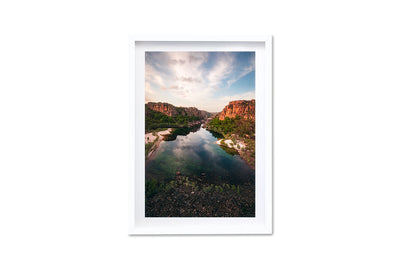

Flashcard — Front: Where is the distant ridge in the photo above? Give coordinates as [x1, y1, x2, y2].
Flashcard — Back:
[146, 102, 212, 119]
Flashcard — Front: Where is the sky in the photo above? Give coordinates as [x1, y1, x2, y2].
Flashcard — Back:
[145, 51, 255, 112]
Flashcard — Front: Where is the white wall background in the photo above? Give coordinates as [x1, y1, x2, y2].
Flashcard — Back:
[1, 1, 399, 266]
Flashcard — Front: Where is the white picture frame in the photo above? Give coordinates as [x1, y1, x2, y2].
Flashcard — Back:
[129, 36, 273, 235]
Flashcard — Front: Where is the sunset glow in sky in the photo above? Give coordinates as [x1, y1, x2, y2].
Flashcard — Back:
[145, 51, 255, 112]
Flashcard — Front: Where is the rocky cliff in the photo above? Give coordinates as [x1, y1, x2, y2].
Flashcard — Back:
[146, 102, 211, 118]
[218, 99, 255, 120]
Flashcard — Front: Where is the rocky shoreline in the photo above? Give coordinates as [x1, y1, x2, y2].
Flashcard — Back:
[146, 174, 255, 217]
[145, 128, 172, 161]
[213, 136, 255, 169]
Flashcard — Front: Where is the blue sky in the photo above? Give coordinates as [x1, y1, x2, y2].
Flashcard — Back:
[145, 51, 255, 112]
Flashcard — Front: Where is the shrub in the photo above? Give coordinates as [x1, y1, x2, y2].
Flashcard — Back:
[145, 179, 160, 198]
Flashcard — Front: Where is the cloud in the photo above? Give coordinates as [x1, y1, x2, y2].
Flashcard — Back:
[226, 64, 255, 87]
[160, 52, 209, 98]
[169, 59, 186, 65]
[219, 91, 255, 103]
[199, 91, 256, 112]
[145, 52, 255, 111]
[189, 54, 207, 63]
[176, 76, 201, 83]
[145, 63, 165, 88]
[207, 53, 234, 88]
[161, 85, 182, 90]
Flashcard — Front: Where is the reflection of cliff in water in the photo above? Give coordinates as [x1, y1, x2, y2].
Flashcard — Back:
[206, 129, 224, 139]
[164, 124, 201, 141]
[146, 126, 255, 185]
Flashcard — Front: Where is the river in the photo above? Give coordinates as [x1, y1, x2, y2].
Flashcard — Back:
[145, 125, 255, 185]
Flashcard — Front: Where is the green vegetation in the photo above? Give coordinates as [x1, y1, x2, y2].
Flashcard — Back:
[163, 125, 200, 141]
[206, 116, 256, 168]
[145, 179, 160, 198]
[145, 136, 159, 158]
[150, 127, 168, 132]
[145, 107, 201, 132]
[208, 129, 224, 139]
[219, 141, 239, 155]
[207, 116, 255, 138]
[240, 138, 255, 168]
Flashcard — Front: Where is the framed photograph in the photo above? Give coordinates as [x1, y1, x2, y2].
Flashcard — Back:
[129, 36, 272, 235]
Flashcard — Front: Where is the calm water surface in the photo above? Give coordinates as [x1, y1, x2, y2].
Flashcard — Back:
[146, 126, 255, 185]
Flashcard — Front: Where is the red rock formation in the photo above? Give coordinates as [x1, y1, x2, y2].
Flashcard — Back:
[218, 99, 255, 120]
[147, 102, 178, 116]
[146, 102, 211, 118]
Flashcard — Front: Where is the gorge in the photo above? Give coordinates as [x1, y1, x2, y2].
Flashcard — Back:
[145, 99, 256, 217]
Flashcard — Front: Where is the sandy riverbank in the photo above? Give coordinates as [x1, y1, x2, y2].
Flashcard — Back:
[215, 138, 255, 169]
[145, 129, 172, 144]
[215, 139, 246, 150]
[145, 128, 172, 160]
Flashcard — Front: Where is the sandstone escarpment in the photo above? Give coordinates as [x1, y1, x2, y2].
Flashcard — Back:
[146, 102, 211, 118]
[147, 102, 178, 116]
[218, 99, 255, 120]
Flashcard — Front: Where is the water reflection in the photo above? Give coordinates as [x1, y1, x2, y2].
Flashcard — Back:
[146, 127, 255, 185]
[163, 125, 201, 141]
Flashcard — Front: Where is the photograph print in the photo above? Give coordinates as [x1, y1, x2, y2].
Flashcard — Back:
[145, 51, 256, 217]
